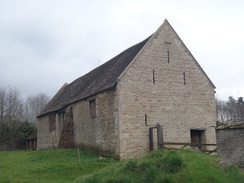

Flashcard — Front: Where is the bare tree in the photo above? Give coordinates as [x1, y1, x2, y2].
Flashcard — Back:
[0, 86, 49, 125]
[23, 93, 50, 125]
[6, 87, 22, 125]
[0, 86, 49, 149]
[0, 87, 7, 125]
[216, 98, 228, 122]
[216, 96, 244, 123]
[0, 87, 23, 126]
[236, 97, 244, 121]
[227, 97, 238, 122]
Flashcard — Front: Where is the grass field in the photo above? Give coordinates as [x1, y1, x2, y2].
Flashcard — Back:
[0, 149, 243, 183]
[0, 149, 117, 183]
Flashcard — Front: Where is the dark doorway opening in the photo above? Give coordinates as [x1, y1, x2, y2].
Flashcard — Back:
[190, 129, 206, 150]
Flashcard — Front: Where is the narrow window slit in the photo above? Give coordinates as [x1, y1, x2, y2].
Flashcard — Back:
[167, 50, 170, 63]
[145, 114, 147, 126]
[89, 99, 96, 118]
[183, 72, 186, 85]
[164, 41, 171, 63]
[153, 70, 155, 84]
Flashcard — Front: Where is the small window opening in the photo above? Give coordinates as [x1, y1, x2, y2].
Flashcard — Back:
[49, 113, 56, 132]
[183, 72, 186, 85]
[89, 99, 96, 118]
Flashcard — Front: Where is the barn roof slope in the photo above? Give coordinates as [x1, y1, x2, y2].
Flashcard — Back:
[27, 129, 37, 140]
[37, 35, 151, 118]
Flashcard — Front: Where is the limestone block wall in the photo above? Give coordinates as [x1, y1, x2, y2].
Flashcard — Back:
[216, 129, 244, 167]
[117, 21, 216, 159]
[37, 114, 59, 149]
[73, 89, 119, 157]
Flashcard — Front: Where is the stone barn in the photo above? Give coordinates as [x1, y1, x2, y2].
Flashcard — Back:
[37, 19, 216, 159]
[216, 122, 244, 167]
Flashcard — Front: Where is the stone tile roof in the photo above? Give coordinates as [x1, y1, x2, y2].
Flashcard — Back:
[27, 130, 37, 140]
[216, 122, 244, 129]
[37, 35, 151, 118]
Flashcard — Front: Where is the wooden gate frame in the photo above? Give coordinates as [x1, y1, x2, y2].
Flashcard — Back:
[149, 124, 163, 151]
[158, 142, 217, 154]
[149, 124, 217, 154]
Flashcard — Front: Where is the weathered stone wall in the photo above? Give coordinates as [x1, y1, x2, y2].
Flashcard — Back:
[117, 20, 216, 159]
[37, 114, 59, 149]
[216, 129, 244, 167]
[38, 90, 118, 155]
[73, 89, 119, 157]
[59, 106, 74, 148]
[37, 107, 74, 150]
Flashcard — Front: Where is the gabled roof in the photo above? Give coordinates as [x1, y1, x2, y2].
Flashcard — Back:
[37, 35, 151, 117]
[38, 19, 216, 118]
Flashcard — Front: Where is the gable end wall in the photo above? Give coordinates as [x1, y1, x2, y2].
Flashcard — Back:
[117, 21, 216, 159]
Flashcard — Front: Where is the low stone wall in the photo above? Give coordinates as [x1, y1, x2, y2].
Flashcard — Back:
[216, 127, 244, 167]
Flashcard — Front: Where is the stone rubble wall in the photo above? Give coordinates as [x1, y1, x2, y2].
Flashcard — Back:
[216, 128, 244, 167]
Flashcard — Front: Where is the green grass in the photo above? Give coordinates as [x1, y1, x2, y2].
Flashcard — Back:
[0, 149, 117, 183]
[75, 150, 244, 183]
[0, 149, 243, 183]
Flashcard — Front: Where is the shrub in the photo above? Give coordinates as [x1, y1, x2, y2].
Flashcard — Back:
[0, 120, 35, 150]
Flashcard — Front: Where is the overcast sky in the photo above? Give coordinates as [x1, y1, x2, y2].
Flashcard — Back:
[1, 0, 244, 100]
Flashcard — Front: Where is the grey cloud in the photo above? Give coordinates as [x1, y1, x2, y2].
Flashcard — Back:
[0, 0, 244, 100]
